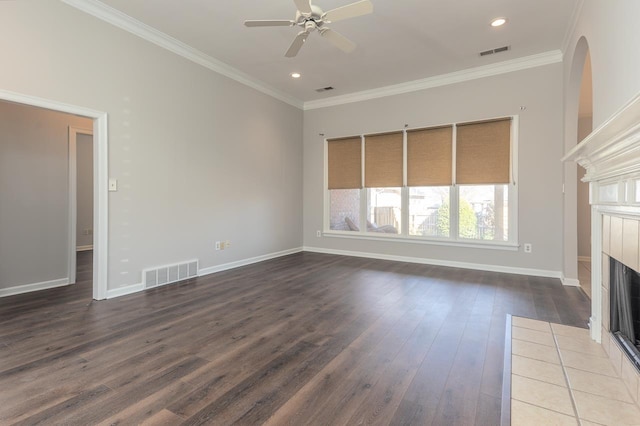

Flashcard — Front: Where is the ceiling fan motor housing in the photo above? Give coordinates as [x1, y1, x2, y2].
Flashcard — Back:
[296, 5, 325, 29]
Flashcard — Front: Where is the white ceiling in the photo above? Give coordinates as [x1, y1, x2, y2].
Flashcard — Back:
[97, 0, 579, 104]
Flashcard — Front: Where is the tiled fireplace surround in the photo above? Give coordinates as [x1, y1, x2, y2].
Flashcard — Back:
[600, 214, 640, 403]
[564, 91, 640, 409]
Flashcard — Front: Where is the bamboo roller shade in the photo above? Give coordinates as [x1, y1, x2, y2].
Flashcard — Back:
[456, 118, 511, 184]
[364, 131, 403, 188]
[407, 126, 453, 186]
[327, 137, 362, 189]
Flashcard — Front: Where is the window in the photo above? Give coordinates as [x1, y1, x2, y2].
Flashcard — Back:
[327, 136, 362, 232]
[326, 117, 516, 247]
[365, 132, 403, 234]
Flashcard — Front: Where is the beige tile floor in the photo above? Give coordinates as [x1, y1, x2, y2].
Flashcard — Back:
[510, 316, 640, 425]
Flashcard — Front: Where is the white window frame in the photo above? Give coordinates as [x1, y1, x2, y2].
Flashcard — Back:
[323, 116, 519, 251]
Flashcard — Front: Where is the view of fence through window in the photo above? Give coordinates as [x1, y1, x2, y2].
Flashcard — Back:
[368, 188, 401, 234]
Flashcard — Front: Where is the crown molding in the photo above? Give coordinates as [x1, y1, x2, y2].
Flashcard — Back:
[61, 0, 304, 110]
[303, 50, 563, 110]
[561, 0, 585, 55]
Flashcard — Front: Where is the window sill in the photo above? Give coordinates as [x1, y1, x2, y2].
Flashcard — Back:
[322, 231, 520, 251]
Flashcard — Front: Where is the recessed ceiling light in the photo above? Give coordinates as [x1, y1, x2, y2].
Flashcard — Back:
[491, 17, 507, 27]
[290, 72, 301, 79]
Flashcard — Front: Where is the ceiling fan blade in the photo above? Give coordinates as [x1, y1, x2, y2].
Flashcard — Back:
[323, 0, 373, 23]
[293, 0, 312, 14]
[319, 28, 356, 53]
[244, 20, 295, 27]
[285, 31, 310, 57]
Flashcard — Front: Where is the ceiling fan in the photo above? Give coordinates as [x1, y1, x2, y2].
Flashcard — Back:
[244, 0, 373, 57]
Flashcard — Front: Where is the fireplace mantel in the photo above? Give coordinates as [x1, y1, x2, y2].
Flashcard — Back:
[563, 92, 640, 185]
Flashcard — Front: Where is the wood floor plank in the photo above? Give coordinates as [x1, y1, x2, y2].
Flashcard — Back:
[0, 251, 591, 425]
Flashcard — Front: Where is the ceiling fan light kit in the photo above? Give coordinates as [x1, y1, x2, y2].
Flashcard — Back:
[244, 0, 373, 57]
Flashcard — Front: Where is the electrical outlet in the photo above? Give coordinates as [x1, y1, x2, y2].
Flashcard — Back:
[215, 241, 221, 250]
[225, 240, 231, 248]
[316, 230, 321, 237]
[220, 241, 226, 250]
[524, 243, 532, 253]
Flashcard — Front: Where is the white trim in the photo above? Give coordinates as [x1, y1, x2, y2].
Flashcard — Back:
[106, 283, 145, 299]
[68, 126, 93, 285]
[0, 278, 70, 298]
[511, 116, 520, 245]
[561, 276, 580, 287]
[94, 111, 109, 300]
[61, 0, 303, 110]
[561, 0, 585, 55]
[322, 231, 519, 251]
[77, 245, 94, 252]
[0, 89, 110, 301]
[577, 255, 591, 262]
[303, 246, 562, 279]
[324, 115, 519, 246]
[590, 206, 603, 343]
[198, 247, 303, 277]
[304, 51, 563, 110]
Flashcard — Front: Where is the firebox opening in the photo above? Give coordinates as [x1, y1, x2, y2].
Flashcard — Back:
[610, 257, 640, 370]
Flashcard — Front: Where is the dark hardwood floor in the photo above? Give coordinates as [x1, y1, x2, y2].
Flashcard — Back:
[0, 251, 590, 425]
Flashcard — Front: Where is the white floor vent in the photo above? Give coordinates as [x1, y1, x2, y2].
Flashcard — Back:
[143, 259, 198, 289]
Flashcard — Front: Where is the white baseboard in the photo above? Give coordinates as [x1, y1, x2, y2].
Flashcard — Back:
[106, 247, 303, 299]
[76, 245, 94, 252]
[106, 283, 145, 299]
[198, 247, 303, 277]
[96, 246, 573, 299]
[578, 256, 591, 262]
[0, 278, 70, 298]
[302, 246, 564, 280]
[561, 275, 581, 287]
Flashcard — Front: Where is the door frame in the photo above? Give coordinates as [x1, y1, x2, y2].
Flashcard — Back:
[0, 89, 109, 300]
[68, 126, 93, 286]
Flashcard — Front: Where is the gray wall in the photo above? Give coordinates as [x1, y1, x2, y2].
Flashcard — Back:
[0, 1, 303, 292]
[0, 101, 92, 289]
[563, 0, 640, 278]
[568, 1, 640, 128]
[303, 64, 564, 272]
[76, 133, 93, 249]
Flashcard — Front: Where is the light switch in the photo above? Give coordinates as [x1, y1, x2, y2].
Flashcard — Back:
[108, 178, 118, 192]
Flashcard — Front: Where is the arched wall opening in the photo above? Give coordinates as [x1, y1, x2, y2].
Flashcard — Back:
[577, 50, 593, 297]
[563, 36, 591, 287]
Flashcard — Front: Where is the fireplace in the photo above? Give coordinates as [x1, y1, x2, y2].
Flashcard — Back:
[610, 257, 640, 370]
[563, 91, 640, 407]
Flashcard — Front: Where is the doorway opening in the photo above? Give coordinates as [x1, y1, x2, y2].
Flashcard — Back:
[68, 126, 94, 285]
[0, 90, 108, 300]
[577, 50, 593, 298]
